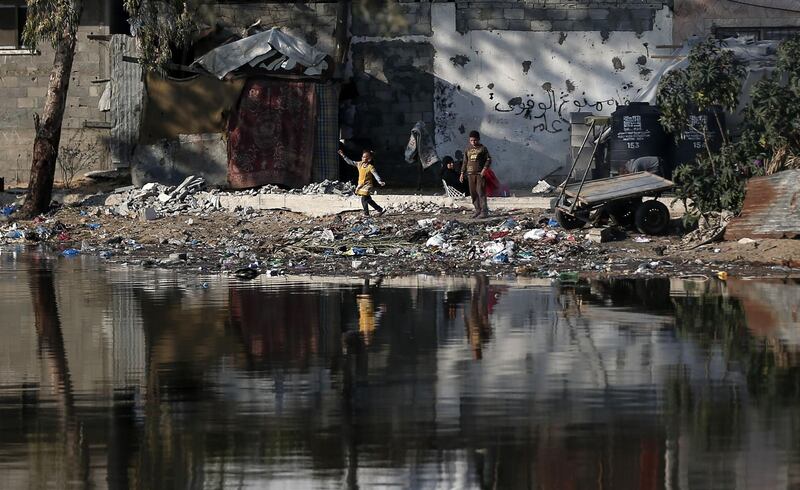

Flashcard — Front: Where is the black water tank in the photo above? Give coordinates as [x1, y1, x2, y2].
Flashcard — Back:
[669, 105, 726, 178]
[609, 103, 669, 173]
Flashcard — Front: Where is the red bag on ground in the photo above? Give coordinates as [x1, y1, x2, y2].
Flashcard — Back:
[483, 168, 508, 197]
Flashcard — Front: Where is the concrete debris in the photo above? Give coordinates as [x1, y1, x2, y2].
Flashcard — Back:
[531, 180, 555, 195]
[682, 211, 733, 248]
[586, 227, 625, 243]
[139, 207, 159, 221]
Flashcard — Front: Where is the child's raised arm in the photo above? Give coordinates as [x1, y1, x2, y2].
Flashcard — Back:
[338, 150, 359, 167]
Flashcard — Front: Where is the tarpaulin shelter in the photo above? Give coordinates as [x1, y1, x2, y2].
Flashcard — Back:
[133, 28, 340, 189]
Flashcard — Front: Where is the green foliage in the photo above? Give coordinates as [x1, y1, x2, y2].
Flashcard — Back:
[657, 38, 745, 138]
[657, 38, 750, 217]
[672, 143, 761, 217]
[654, 69, 689, 134]
[686, 39, 746, 113]
[776, 35, 800, 80]
[742, 36, 800, 159]
[123, 0, 197, 71]
[22, 0, 81, 49]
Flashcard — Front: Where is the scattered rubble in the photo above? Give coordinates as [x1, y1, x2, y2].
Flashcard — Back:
[2, 180, 799, 280]
[682, 211, 734, 248]
[531, 180, 555, 195]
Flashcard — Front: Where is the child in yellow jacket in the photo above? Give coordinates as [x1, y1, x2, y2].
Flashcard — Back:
[339, 149, 387, 217]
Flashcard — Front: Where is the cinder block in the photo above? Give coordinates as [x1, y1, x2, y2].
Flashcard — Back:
[530, 20, 553, 31]
[588, 8, 610, 20]
[504, 8, 524, 20]
[524, 8, 549, 20]
[566, 9, 590, 20]
[0, 77, 19, 88]
[467, 19, 488, 30]
[26, 87, 47, 98]
[17, 98, 35, 109]
[546, 9, 568, 20]
[487, 18, 510, 30]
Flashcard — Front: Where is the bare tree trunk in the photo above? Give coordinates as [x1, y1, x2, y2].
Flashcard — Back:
[20, 1, 84, 218]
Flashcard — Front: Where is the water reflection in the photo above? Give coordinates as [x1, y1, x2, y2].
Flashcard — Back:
[1, 251, 800, 488]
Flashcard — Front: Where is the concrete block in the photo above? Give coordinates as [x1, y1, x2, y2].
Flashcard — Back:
[566, 9, 590, 21]
[467, 19, 488, 30]
[504, 8, 524, 20]
[524, 8, 549, 20]
[139, 207, 159, 221]
[0, 77, 19, 88]
[587, 227, 625, 243]
[588, 8, 610, 20]
[529, 20, 553, 31]
[507, 19, 530, 30]
[17, 98, 35, 109]
[487, 18, 510, 30]
[546, 9, 569, 20]
[26, 87, 47, 98]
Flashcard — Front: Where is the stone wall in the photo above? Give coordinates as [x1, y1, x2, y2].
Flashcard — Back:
[0, 1, 111, 187]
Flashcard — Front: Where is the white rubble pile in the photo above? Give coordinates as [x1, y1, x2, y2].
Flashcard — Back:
[387, 201, 452, 213]
[106, 178, 361, 219]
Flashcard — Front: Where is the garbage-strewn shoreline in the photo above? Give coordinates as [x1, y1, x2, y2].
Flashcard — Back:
[2, 182, 799, 280]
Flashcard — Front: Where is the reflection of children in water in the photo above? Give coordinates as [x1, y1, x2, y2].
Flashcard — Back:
[466, 275, 495, 360]
[357, 279, 385, 345]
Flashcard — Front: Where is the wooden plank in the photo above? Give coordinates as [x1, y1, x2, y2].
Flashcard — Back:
[563, 172, 673, 205]
[565, 176, 664, 197]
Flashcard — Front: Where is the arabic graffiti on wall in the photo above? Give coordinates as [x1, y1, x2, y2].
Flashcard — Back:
[492, 88, 621, 134]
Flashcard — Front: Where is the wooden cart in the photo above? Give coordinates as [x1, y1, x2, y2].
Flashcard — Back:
[554, 116, 674, 235]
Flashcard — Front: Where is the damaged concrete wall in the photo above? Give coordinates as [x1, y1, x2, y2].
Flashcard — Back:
[432, 4, 673, 185]
[673, 0, 800, 43]
[456, 1, 671, 34]
[348, 1, 437, 183]
[349, 2, 672, 186]
[0, 1, 111, 186]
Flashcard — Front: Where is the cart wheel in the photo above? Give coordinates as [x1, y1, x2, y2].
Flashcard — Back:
[607, 198, 641, 227]
[634, 200, 670, 235]
[555, 209, 586, 230]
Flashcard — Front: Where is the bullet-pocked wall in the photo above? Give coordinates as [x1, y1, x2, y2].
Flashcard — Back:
[349, 0, 673, 187]
[433, 2, 673, 186]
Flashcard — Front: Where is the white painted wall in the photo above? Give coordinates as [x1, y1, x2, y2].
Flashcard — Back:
[431, 4, 673, 186]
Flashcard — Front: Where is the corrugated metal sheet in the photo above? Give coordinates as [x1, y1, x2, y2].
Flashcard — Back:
[109, 35, 144, 169]
[726, 170, 800, 240]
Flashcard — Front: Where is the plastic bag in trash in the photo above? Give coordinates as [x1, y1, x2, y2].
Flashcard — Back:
[426, 234, 446, 248]
[523, 229, 546, 241]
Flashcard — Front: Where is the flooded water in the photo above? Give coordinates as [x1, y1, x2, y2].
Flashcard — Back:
[1, 247, 800, 489]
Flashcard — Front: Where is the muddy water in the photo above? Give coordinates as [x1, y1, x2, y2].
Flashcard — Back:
[1, 247, 800, 489]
